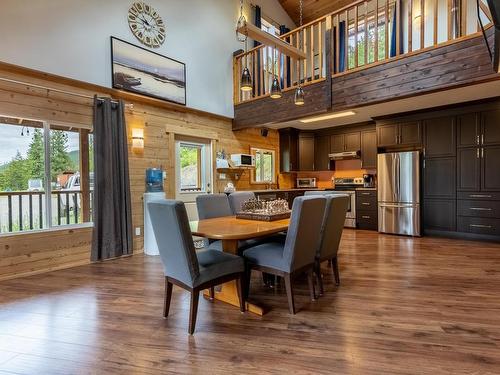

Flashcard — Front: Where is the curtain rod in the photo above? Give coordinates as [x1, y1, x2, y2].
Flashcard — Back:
[0, 76, 134, 109]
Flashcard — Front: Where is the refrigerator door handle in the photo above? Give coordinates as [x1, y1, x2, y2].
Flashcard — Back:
[379, 203, 418, 208]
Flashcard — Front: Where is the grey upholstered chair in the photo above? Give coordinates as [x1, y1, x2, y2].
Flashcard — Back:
[228, 191, 256, 215]
[196, 194, 233, 251]
[243, 196, 327, 314]
[314, 194, 349, 294]
[148, 199, 245, 334]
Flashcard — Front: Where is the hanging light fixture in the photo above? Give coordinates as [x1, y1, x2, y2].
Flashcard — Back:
[237, 0, 252, 92]
[270, 45, 282, 99]
[295, 0, 305, 105]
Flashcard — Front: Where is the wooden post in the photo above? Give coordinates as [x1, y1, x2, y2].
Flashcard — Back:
[364, 2, 368, 65]
[354, 6, 359, 67]
[420, 0, 425, 48]
[375, 0, 379, 61]
[434, 0, 438, 44]
[408, 0, 413, 52]
[385, 0, 389, 59]
[396, 0, 401, 55]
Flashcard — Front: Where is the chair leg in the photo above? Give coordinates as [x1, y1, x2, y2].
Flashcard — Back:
[315, 261, 324, 296]
[307, 270, 316, 301]
[236, 274, 245, 312]
[164, 278, 173, 318]
[244, 265, 252, 299]
[188, 290, 200, 335]
[332, 257, 340, 286]
[209, 286, 215, 300]
[284, 273, 295, 314]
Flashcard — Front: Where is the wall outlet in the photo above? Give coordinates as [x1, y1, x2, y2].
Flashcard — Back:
[135, 227, 141, 236]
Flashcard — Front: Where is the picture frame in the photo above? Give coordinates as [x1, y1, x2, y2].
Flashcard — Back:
[111, 36, 186, 105]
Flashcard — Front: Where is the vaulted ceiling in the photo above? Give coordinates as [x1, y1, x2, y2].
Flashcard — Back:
[279, 0, 354, 25]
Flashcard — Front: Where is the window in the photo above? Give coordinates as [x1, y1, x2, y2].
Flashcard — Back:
[0, 116, 92, 234]
[251, 148, 275, 183]
[178, 142, 206, 192]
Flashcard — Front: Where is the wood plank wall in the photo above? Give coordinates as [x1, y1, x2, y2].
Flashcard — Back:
[0, 63, 279, 281]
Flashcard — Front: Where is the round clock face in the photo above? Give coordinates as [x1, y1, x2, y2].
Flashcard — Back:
[128, 2, 166, 48]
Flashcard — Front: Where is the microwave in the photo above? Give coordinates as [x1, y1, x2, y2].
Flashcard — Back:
[296, 177, 317, 188]
[230, 154, 255, 167]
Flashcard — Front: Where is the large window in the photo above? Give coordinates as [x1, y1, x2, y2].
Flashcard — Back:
[0, 116, 92, 234]
[251, 148, 275, 184]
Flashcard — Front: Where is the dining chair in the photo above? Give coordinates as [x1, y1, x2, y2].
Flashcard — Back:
[148, 199, 245, 335]
[314, 194, 349, 295]
[228, 191, 256, 214]
[242, 196, 327, 314]
[196, 194, 233, 251]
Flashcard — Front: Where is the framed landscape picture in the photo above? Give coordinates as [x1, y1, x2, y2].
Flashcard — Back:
[111, 37, 186, 105]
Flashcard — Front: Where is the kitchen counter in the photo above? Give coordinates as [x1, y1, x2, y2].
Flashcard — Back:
[355, 187, 377, 191]
[250, 188, 323, 193]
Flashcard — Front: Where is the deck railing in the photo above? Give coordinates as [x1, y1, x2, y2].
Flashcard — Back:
[234, 0, 492, 104]
[0, 190, 93, 234]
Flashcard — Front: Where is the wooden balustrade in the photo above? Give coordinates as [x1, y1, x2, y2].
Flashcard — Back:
[0, 190, 93, 234]
[233, 0, 492, 104]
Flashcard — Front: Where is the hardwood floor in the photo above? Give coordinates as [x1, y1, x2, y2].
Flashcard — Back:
[0, 230, 500, 374]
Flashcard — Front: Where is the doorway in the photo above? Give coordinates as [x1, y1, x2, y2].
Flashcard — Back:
[175, 136, 212, 220]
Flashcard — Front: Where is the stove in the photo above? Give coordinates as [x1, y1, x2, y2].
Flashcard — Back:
[325, 177, 364, 228]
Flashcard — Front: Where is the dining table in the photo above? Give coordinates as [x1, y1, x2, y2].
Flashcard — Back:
[190, 216, 290, 316]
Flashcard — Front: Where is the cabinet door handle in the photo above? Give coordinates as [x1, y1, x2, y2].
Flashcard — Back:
[362, 215, 371, 219]
[469, 194, 492, 198]
[361, 192, 371, 195]
[469, 207, 492, 211]
[470, 224, 492, 229]
[361, 202, 371, 206]
[481, 134, 484, 145]
[481, 148, 484, 159]
[476, 135, 480, 145]
[477, 148, 480, 159]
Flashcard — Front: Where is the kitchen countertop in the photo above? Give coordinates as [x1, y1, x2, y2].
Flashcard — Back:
[355, 187, 377, 191]
[251, 188, 324, 193]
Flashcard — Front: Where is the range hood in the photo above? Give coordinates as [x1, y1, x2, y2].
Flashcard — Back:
[328, 150, 361, 160]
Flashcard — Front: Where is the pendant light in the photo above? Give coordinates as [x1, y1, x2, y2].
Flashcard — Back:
[237, 0, 252, 92]
[295, 0, 305, 105]
[270, 46, 282, 99]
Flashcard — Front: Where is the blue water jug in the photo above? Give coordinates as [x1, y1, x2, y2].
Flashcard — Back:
[146, 168, 163, 192]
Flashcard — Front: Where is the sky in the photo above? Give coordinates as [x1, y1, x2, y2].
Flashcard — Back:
[0, 124, 80, 165]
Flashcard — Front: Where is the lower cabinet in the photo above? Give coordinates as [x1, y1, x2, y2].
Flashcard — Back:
[423, 199, 456, 232]
[356, 190, 378, 230]
[456, 193, 500, 237]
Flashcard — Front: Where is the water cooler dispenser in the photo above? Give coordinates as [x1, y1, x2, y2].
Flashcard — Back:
[144, 168, 165, 256]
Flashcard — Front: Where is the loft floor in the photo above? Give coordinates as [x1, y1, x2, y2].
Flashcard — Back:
[0, 231, 499, 374]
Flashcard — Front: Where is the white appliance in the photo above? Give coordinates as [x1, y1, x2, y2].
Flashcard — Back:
[296, 177, 317, 188]
[143, 192, 165, 255]
[230, 153, 255, 167]
[327, 177, 364, 228]
[377, 151, 420, 236]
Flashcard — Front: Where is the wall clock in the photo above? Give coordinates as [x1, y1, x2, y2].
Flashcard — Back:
[128, 2, 166, 48]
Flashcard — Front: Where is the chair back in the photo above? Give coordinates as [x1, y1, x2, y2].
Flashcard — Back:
[196, 193, 232, 219]
[318, 195, 349, 260]
[228, 191, 256, 214]
[304, 190, 336, 196]
[148, 199, 199, 287]
[283, 196, 326, 271]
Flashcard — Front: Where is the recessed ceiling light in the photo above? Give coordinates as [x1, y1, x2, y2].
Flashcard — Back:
[300, 111, 356, 123]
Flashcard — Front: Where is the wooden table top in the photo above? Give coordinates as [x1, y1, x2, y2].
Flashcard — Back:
[190, 216, 290, 240]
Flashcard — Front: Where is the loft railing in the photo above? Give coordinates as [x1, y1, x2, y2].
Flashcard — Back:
[0, 190, 93, 234]
[234, 0, 493, 104]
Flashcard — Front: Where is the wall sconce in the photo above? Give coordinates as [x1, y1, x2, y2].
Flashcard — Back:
[132, 128, 144, 149]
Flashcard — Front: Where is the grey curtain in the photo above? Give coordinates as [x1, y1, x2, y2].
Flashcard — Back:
[91, 97, 133, 261]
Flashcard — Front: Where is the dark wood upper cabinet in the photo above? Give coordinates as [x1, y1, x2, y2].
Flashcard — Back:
[424, 117, 455, 158]
[481, 145, 500, 191]
[330, 134, 345, 153]
[376, 124, 399, 147]
[457, 147, 481, 191]
[424, 157, 456, 199]
[457, 113, 479, 148]
[279, 128, 299, 173]
[361, 130, 377, 169]
[481, 110, 500, 146]
[314, 136, 331, 171]
[298, 134, 315, 171]
[377, 122, 421, 147]
[399, 122, 421, 145]
[344, 132, 361, 151]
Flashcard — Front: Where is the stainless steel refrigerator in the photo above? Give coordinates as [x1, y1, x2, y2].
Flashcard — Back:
[377, 151, 421, 236]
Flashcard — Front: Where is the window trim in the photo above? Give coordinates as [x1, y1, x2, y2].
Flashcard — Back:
[176, 140, 209, 194]
[250, 147, 276, 184]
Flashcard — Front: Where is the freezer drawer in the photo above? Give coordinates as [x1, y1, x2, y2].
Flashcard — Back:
[378, 204, 421, 236]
